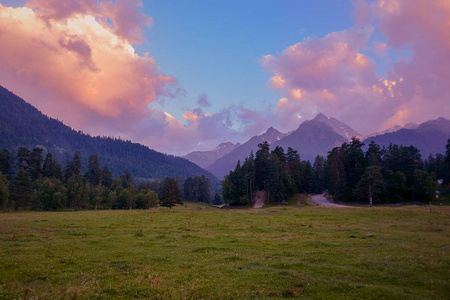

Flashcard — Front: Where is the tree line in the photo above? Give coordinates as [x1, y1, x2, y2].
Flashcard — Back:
[0, 147, 213, 211]
[222, 139, 450, 205]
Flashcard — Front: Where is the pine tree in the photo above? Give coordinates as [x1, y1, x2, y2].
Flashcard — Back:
[269, 146, 288, 202]
[183, 177, 195, 201]
[287, 148, 303, 193]
[212, 192, 222, 205]
[16, 147, 30, 168]
[0, 149, 14, 180]
[366, 140, 382, 167]
[101, 166, 113, 187]
[9, 165, 32, 210]
[66, 151, 82, 178]
[161, 177, 182, 209]
[411, 170, 435, 202]
[255, 142, 270, 191]
[326, 147, 345, 200]
[354, 166, 384, 205]
[313, 155, 326, 193]
[242, 151, 255, 200]
[87, 154, 102, 186]
[29, 147, 44, 181]
[444, 139, 450, 183]
[0, 171, 9, 210]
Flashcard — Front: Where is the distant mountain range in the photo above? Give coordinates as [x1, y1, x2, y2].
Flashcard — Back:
[205, 127, 288, 178]
[185, 113, 450, 178]
[183, 142, 240, 169]
[0, 85, 218, 184]
[2, 83, 447, 183]
[364, 123, 418, 140]
[362, 117, 450, 158]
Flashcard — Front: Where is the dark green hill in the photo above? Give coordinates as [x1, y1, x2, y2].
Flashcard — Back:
[0, 85, 218, 183]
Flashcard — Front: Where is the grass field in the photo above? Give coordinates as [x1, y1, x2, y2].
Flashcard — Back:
[0, 202, 449, 299]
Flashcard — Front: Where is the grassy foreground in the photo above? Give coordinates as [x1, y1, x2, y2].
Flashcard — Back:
[0, 203, 449, 299]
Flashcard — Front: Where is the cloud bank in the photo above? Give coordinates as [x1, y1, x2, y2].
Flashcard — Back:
[0, 0, 448, 156]
[262, 0, 450, 134]
[0, 1, 266, 155]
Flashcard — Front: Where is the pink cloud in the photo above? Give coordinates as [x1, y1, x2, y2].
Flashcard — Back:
[25, 0, 152, 43]
[0, 1, 267, 156]
[0, 3, 182, 148]
[373, 0, 450, 127]
[262, 0, 450, 135]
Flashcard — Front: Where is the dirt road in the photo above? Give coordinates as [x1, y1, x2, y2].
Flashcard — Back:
[310, 194, 349, 207]
[253, 191, 265, 208]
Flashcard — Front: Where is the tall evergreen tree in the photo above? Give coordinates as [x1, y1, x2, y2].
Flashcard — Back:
[354, 166, 384, 205]
[383, 170, 408, 202]
[0, 171, 9, 210]
[326, 147, 345, 200]
[302, 160, 315, 193]
[66, 151, 82, 178]
[198, 175, 211, 203]
[286, 147, 302, 193]
[183, 177, 195, 201]
[29, 147, 44, 181]
[444, 139, 450, 183]
[255, 142, 270, 191]
[67, 174, 89, 210]
[342, 138, 366, 200]
[161, 177, 182, 209]
[16, 147, 30, 168]
[43, 153, 56, 178]
[411, 170, 435, 202]
[242, 151, 255, 200]
[9, 165, 32, 210]
[212, 192, 222, 205]
[87, 154, 102, 186]
[313, 155, 326, 193]
[101, 166, 113, 187]
[366, 140, 382, 167]
[269, 146, 289, 201]
[0, 149, 14, 179]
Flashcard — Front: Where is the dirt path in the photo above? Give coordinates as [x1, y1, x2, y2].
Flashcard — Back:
[310, 194, 349, 207]
[253, 191, 265, 208]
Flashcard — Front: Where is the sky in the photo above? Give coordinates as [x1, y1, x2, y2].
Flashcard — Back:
[0, 0, 449, 156]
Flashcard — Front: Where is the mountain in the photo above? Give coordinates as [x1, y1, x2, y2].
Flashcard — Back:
[183, 142, 241, 169]
[362, 117, 450, 157]
[313, 113, 362, 140]
[0, 85, 218, 183]
[364, 123, 418, 140]
[206, 127, 287, 178]
[273, 119, 348, 162]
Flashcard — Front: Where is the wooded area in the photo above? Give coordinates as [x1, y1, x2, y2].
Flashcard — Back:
[0, 147, 213, 211]
[222, 139, 450, 205]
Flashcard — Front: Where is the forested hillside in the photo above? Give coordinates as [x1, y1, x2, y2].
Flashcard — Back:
[0, 86, 218, 183]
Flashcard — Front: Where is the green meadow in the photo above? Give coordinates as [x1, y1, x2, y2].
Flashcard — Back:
[0, 203, 449, 299]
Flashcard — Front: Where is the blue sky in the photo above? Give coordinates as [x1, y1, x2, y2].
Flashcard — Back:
[137, 0, 355, 121]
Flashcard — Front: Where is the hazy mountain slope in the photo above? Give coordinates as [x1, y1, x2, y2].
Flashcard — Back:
[363, 117, 450, 157]
[183, 142, 240, 169]
[364, 123, 419, 140]
[0, 85, 218, 183]
[274, 119, 348, 162]
[206, 127, 287, 178]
